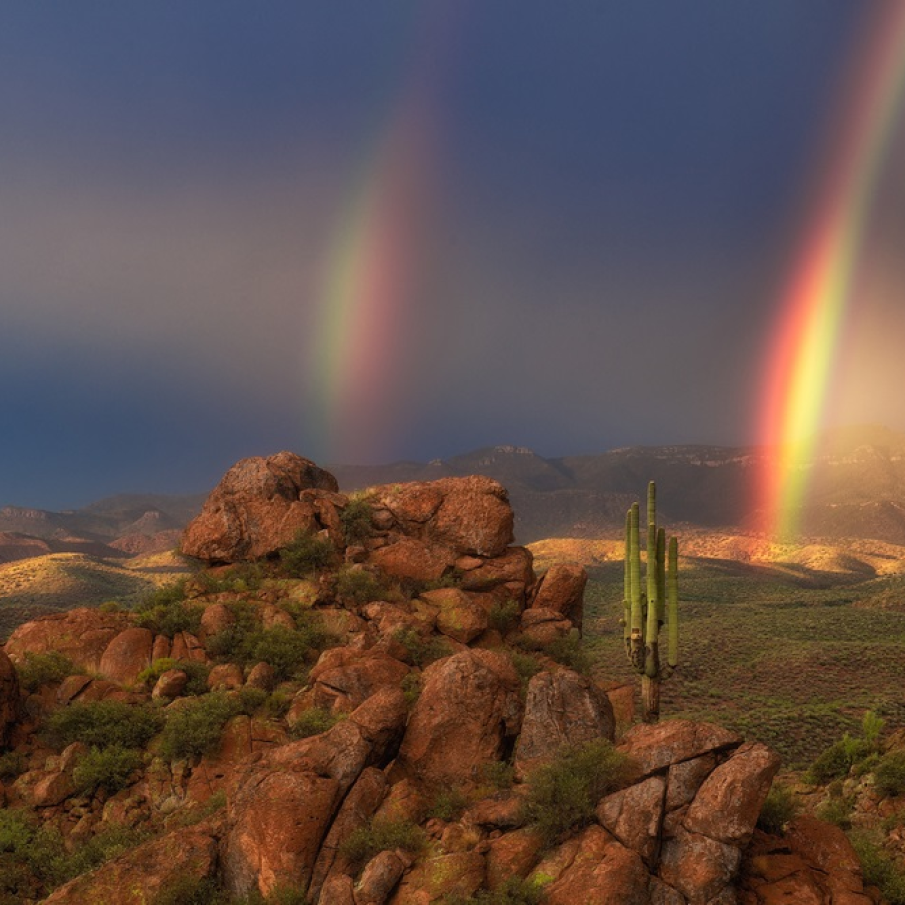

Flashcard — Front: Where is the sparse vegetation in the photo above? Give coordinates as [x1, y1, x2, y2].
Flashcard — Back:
[288, 706, 343, 739]
[72, 744, 143, 794]
[520, 738, 633, 846]
[850, 832, 905, 905]
[134, 579, 204, 637]
[487, 598, 520, 634]
[339, 819, 426, 874]
[334, 565, 386, 605]
[393, 626, 452, 667]
[444, 876, 549, 905]
[874, 750, 905, 797]
[340, 495, 374, 545]
[15, 651, 74, 692]
[279, 531, 334, 577]
[158, 692, 239, 761]
[42, 700, 164, 751]
[757, 781, 798, 834]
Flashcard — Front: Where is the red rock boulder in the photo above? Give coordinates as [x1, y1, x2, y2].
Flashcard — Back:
[181, 451, 340, 562]
[395, 649, 522, 790]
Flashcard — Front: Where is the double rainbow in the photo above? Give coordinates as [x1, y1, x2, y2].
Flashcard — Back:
[756, 5, 905, 540]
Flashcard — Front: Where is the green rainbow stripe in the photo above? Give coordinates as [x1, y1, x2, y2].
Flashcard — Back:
[758, 5, 905, 540]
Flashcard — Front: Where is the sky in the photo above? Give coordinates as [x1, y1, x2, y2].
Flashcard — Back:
[3, 1, 905, 510]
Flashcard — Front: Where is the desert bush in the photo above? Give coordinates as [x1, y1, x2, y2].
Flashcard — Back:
[15, 651, 75, 692]
[289, 706, 343, 739]
[850, 832, 905, 905]
[339, 819, 426, 874]
[508, 650, 542, 684]
[159, 693, 238, 762]
[340, 496, 373, 545]
[540, 633, 591, 674]
[334, 566, 386, 605]
[521, 738, 633, 846]
[280, 531, 334, 577]
[43, 700, 164, 751]
[757, 781, 798, 834]
[247, 626, 315, 682]
[816, 793, 854, 829]
[135, 581, 203, 638]
[72, 744, 143, 795]
[488, 598, 521, 634]
[150, 875, 226, 905]
[138, 658, 210, 696]
[806, 734, 869, 785]
[393, 627, 451, 668]
[479, 760, 515, 791]
[0, 751, 25, 781]
[428, 787, 469, 821]
[874, 751, 905, 797]
[445, 876, 549, 905]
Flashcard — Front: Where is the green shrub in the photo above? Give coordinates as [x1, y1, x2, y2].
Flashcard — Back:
[339, 819, 426, 874]
[874, 750, 905, 797]
[393, 627, 451, 668]
[851, 832, 905, 905]
[138, 658, 210, 696]
[521, 738, 633, 846]
[429, 787, 469, 822]
[816, 794, 853, 829]
[0, 751, 25, 781]
[134, 581, 203, 638]
[508, 650, 542, 684]
[334, 566, 386, 605]
[43, 700, 164, 751]
[15, 651, 75, 692]
[488, 599, 521, 634]
[340, 497, 373, 545]
[159, 693, 238, 762]
[479, 760, 515, 791]
[150, 875, 226, 905]
[757, 782, 798, 835]
[807, 737, 861, 785]
[72, 745, 143, 795]
[445, 875, 549, 905]
[280, 532, 334, 577]
[862, 710, 886, 750]
[289, 706, 344, 739]
[248, 626, 314, 682]
[401, 672, 422, 707]
[540, 634, 591, 675]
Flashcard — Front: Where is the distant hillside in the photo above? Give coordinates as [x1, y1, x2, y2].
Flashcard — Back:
[332, 426, 905, 544]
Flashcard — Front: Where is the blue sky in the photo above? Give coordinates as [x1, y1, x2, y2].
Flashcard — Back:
[3, 2, 904, 509]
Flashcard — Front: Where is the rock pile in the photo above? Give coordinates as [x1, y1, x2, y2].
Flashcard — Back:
[0, 453, 883, 904]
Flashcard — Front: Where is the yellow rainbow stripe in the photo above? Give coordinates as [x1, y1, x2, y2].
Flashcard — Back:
[757, 5, 905, 540]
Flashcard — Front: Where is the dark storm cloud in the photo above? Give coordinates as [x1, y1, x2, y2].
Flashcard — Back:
[0, 1, 895, 508]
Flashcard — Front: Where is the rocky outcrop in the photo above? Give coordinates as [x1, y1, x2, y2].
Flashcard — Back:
[514, 669, 615, 778]
[181, 451, 340, 561]
[394, 649, 522, 790]
[4, 607, 130, 673]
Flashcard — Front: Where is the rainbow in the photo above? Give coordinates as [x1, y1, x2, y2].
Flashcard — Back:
[756, 4, 905, 540]
[306, 7, 458, 466]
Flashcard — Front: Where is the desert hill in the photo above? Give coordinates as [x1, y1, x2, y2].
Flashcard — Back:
[0, 452, 898, 904]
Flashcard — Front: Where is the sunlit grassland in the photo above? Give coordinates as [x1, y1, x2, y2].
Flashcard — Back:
[0, 551, 195, 640]
[580, 556, 905, 770]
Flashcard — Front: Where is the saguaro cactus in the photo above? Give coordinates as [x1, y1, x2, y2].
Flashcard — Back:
[622, 481, 678, 723]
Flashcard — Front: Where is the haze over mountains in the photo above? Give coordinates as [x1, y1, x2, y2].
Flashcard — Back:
[2, 425, 905, 564]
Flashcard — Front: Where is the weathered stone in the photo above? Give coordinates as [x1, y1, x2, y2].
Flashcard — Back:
[389, 851, 484, 905]
[486, 828, 544, 887]
[396, 649, 522, 790]
[200, 603, 235, 637]
[306, 647, 410, 713]
[514, 669, 615, 778]
[423, 588, 489, 644]
[41, 820, 221, 904]
[618, 720, 741, 778]
[530, 562, 587, 630]
[543, 825, 651, 905]
[518, 607, 573, 644]
[666, 753, 717, 811]
[152, 669, 188, 700]
[98, 627, 154, 685]
[246, 661, 276, 691]
[369, 536, 455, 583]
[181, 451, 340, 562]
[684, 742, 780, 846]
[356, 850, 408, 905]
[457, 547, 534, 595]
[596, 775, 667, 867]
[659, 825, 741, 905]
[310, 767, 388, 901]
[208, 663, 245, 690]
[170, 631, 207, 663]
[4, 607, 130, 674]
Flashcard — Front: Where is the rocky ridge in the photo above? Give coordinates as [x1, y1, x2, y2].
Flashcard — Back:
[0, 452, 885, 904]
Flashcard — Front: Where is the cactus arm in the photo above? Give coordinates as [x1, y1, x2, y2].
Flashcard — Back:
[629, 502, 644, 670]
[667, 535, 679, 668]
[656, 526, 666, 625]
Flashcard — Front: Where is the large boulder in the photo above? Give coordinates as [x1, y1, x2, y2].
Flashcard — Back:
[182, 451, 340, 562]
[513, 669, 615, 778]
[395, 649, 522, 790]
[369, 477, 514, 558]
[4, 608, 130, 674]
[98, 627, 154, 685]
[529, 562, 587, 631]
